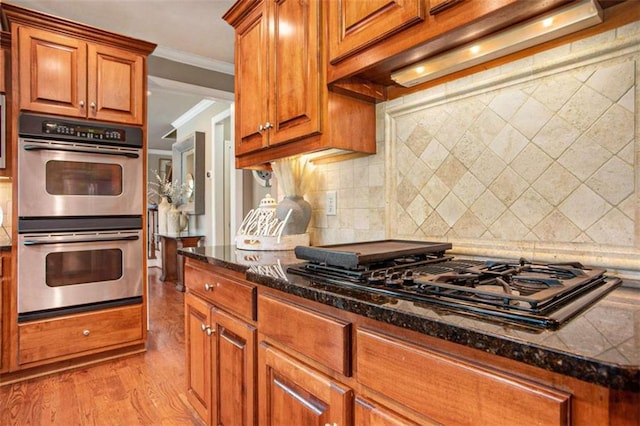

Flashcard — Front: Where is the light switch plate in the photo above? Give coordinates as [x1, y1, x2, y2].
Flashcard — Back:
[326, 191, 337, 216]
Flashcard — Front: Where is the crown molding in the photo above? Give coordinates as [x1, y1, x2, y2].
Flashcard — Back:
[151, 45, 235, 75]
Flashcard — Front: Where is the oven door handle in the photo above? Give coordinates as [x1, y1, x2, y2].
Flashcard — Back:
[23, 144, 139, 159]
[23, 235, 140, 246]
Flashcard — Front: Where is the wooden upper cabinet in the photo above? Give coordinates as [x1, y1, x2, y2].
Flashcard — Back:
[225, 0, 376, 168]
[231, 0, 321, 157]
[328, 0, 425, 64]
[88, 43, 144, 124]
[18, 26, 87, 119]
[235, 2, 269, 155]
[18, 25, 144, 125]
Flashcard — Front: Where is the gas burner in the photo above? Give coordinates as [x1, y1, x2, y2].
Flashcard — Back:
[287, 242, 622, 329]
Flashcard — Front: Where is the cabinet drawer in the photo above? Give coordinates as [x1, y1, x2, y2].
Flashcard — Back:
[259, 293, 351, 376]
[18, 304, 143, 365]
[356, 327, 570, 426]
[185, 263, 256, 322]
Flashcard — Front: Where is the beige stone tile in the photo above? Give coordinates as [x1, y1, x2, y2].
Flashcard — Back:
[452, 171, 485, 207]
[490, 210, 529, 240]
[451, 132, 484, 168]
[585, 61, 634, 103]
[510, 97, 554, 139]
[557, 85, 612, 132]
[396, 177, 419, 210]
[586, 208, 634, 246]
[470, 190, 507, 227]
[618, 86, 635, 113]
[585, 103, 634, 154]
[435, 155, 466, 189]
[397, 210, 420, 235]
[419, 211, 450, 237]
[488, 88, 528, 121]
[469, 148, 506, 186]
[406, 195, 430, 226]
[532, 115, 581, 159]
[558, 135, 611, 181]
[467, 107, 506, 146]
[420, 175, 449, 208]
[509, 188, 553, 228]
[489, 124, 528, 163]
[436, 193, 466, 227]
[532, 163, 581, 207]
[489, 168, 529, 206]
[451, 211, 486, 238]
[532, 211, 581, 242]
[405, 124, 433, 157]
[558, 185, 610, 230]
[586, 157, 634, 205]
[420, 139, 449, 170]
[511, 144, 553, 184]
[532, 73, 582, 112]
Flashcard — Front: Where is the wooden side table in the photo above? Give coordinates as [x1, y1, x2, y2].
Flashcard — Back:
[158, 233, 204, 291]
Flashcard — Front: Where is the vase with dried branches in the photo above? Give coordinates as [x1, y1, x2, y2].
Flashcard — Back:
[271, 156, 313, 235]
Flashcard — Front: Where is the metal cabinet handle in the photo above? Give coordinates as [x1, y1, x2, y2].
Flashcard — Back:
[83, 329, 90, 336]
[204, 283, 214, 291]
[200, 324, 215, 336]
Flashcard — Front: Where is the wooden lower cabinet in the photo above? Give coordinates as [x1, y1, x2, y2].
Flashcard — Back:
[184, 292, 257, 426]
[18, 304, 144, 367]
[183, 261, 637, 425]
[259, 342, 352, 426]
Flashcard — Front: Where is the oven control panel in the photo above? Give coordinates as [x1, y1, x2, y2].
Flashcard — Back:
[43, 120, 126, 141]
[18, 113, 143, 148]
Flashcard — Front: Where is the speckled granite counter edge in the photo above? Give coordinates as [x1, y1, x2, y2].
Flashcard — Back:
[181, 249, 639, 392]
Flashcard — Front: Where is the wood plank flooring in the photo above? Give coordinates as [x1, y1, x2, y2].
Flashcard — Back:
[0, 268, 205, 425]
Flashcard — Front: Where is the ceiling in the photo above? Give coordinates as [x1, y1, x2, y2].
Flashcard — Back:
[5, 0, 237, 151]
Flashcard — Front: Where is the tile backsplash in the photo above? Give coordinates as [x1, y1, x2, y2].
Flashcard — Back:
[308, 19, 640, 276]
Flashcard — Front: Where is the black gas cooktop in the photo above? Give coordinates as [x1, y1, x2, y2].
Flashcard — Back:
[287, 240, 622, 329]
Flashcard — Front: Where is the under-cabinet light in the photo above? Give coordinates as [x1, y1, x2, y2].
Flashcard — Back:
[391, 0, 603, 87]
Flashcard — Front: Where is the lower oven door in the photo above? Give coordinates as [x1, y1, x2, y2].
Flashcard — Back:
[17, 229, 143, 320]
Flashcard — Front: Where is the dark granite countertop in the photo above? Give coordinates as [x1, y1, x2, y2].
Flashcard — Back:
[180, 245, 640, 392]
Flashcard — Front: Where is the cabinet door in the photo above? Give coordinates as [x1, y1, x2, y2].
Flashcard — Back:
[235, 1, 269, 156]
[184, 293, 212, 423]
[87, 43, 144, 125]
[268, 0, 321, 147]
[18, 26, 87, 118]
[212, 307, 257, 426]
[355, 396, 429, 426]
[259, 343, 352, 426]
[328, 0, 425, 64]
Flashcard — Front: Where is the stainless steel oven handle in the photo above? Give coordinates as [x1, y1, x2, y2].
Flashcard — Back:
[23, 144, 139, 159]
[23, 235, 140, 246]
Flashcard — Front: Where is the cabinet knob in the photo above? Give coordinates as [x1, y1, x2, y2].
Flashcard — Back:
[204, 283, 214, 291]
[79, 100, 85, 107]
[83, 329, 90, 336]
[264, 121, 273, 129]
[90, 102, 97, 109]
[258, 124, 265, 132]
[206, 328, 215, 336]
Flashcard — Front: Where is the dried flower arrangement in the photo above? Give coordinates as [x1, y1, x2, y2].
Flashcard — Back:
[148, 170, 190, 206]
[270, 155, 313, 197]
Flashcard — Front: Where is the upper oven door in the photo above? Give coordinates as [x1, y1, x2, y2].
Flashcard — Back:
[18, 138, 143, 217]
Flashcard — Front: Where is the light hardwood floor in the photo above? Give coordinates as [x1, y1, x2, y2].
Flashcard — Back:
[0, 267, 204, 425]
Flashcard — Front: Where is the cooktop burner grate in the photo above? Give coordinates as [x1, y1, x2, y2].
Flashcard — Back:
[287, 248, 622, 330]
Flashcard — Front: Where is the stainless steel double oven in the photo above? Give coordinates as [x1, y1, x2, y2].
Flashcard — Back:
[17, 113, 144, 321]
